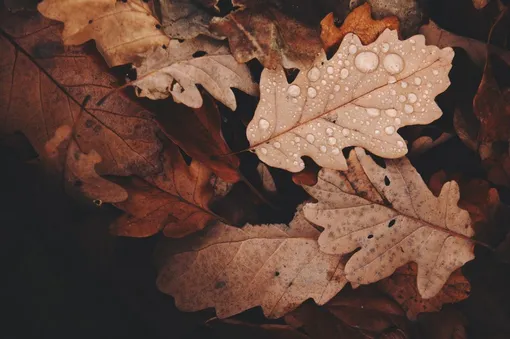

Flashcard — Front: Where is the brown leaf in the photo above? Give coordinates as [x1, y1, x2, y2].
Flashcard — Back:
[285, 286, 410, 338]
[377, 263, 470, 320]
[111, 143, 217, 238]
[415, 309, 467, 339]
[156, 93, 241, 183]
[320, 3, 400, 53]
[303, 148, 475, 299]
[37, 0, 169, 67]
[0, 11, 163, 201]
[207, 318, 310, 339]
[156, 208, 347, 318]
[210, 5, 322, 69]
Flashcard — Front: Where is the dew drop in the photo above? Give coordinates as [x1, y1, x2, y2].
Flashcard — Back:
[404, 104, 414, 114]
[381, 42, 390, 53]
[261, 147, 268, 154]
[328, 137, 337, 145]
[385, 126, 395, 135]
[354, 51, 379, 73]
[334, 84, 341, 92]
[294, 136, 301, 143]
[401, 81, 408, 88]
[326, 66, 334, 74]
[342, 128, 350, 136]
[383, 53, 404, 74]
[414, 77, 422, 85]
[259, 119, 269, 129]
[287, 84, 301, 97]
[326, 128, 333, 135]
[375, 129, 380, 135]
[340, 68, 349, 79]
[307, 87, 317, 98]
[366, 108, 381, 117]
[274, 142, 281, 148]
[398, 95, 406, 102]
[397, 140, 404, 148]
[321, 80, 327, 85]
[329, 94, 334, 100]
[388, 76, 397, 84]
[306, 134, 315, 143]
[348, 45, 357, 54]
[385, 109, 397, 117]
[395, 118, 401, 124]
[433, 69, 439, 76]
[407, 93, 417, 103]
[320, 145, 327, 153]
[332, 147, 340, 155]
[307, 67, 321, 82]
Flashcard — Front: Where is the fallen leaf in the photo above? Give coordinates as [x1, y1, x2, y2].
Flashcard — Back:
[134, 37, 258, 109]
[156, 208, 347, 318]
[257, 163, 277, 194]
[37, 0, 169, 67]
[0, 13, 163, 201]
[473, 53, 510, 187]
[159, 0, 222, 39]
[473, 0, 490, 10]
[320, 3, 400, 52]
[156, 93, 241, 182]
[207, 318, 310, 339]
[419, 20, 510, 67]
[377, 263, 470, 320]
[210, 4, 322, 69]
[285, 286, 410, 338]
[303, 148, 475, 299]
[409, 133, 453, 156]
[415, 308, 467, 339]
[247, 30, 454, 173]
[111, 142, 217, 238]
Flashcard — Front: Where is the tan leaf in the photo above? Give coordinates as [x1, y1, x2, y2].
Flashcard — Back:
[160, 0, 222, 39]
[321, 3, 400, 52]
[377, 263, 470, 320]
[210, 5, 322, 69]
[111, 143, 217, 238]
[156, 208, 347, 318]
[473, 0, 490, 10]
[0, 14, 163, 200]
[257, 163, 277, 194]
[247, 30, 453, 172]
[66, 140, 128, 203]
[134, 37, 258, 109]
[37, 0, 169, 67]
[303, 148, 475, 299]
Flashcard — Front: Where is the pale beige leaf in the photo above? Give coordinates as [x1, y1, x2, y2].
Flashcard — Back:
[66, 140, 128, 203]
[303, 148, 475, 299]
[38, 0, 169, 67]
[156, 209, 347, 319]
[247, 29, 453, 172]
[134, 37, 258, 109]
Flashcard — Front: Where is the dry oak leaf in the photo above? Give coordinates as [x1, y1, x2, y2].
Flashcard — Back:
[321, 3, 400, 53]
[303, 148, 475, 299]
[37, 0, 169, 67]
[210, 5, 322, 69]
[156, 209, 347, 318]
[134, 37, 258, 109]
[159, 0, 223, 39]
[247, 30, 454, 173]
[111, 143, 217, 238]
[377, 263, 471, 320]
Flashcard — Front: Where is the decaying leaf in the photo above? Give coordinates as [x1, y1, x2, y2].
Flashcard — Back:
[37, 0, 169, 67]
[210, 4, 322, 69]
[159, 0, 222, 39]
[156, 93, 241, 182]
[134, 37, 258, 109]
[303, 148, 475, 299]
[111, 143, 217, 238]
[377, 263, 471, 320]
[0, 16, 163, 201]
[285, 286, 410, 338]
[321, 3, 400, 52]
[156, 208, 347, 318]
[247, 30, 454, 172]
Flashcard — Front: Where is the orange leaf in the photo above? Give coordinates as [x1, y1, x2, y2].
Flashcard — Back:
[320, 3, 400, 53]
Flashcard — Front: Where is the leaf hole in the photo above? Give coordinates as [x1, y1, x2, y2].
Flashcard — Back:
[284, 68, 300, 83]
[155, 24, 162, 29]
[93, 199, 103, 207]
[384, 176, 391, 186]
[367, 234, 373, 239]
[275, 271, 280, 277]
[88, 20, 93, 24]
[192, 51, 207, 58]
[388, 219, 396, 228]
[215, 281, 226, 289]
[162, 44, 167, 49]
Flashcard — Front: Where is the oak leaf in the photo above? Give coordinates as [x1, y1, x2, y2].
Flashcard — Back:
[303, 148, 475, 299]
[0, 15, 163, 202]
[210, 4, 322, 69]
[111, 142, 218, 238]
[320, 3, 400, 53]
[156, 208, 347, 318]
[247, 30, 454, 172]
[37, 0, 169, 67]
[377, 263, 470, 320]
[134, 37, 258, 109]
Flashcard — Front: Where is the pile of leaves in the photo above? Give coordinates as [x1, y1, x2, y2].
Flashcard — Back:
[2, 0, 510, 338]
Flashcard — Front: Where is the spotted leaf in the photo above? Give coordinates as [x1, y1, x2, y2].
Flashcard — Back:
[247, 30, 454, 172]
[303, 148, 475, 299]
